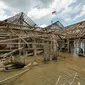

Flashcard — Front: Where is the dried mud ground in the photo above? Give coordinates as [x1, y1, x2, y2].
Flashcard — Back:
[1, 53, 85, 85]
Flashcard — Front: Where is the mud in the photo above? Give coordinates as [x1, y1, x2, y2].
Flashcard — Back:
[0, 53, 85, 85]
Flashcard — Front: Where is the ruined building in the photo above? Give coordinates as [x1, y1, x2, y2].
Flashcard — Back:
[0, 12, 85, 67]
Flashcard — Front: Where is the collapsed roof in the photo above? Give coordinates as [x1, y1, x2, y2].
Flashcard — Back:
[0, 12, 85, 39]
[3, 12, 38, 27]
[61, 21, 85, 39]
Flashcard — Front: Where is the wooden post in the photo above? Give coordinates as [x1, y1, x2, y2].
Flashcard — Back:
[44, 42, 50, 63]
[78, 38, 81, 54]
[18, 38, 22, 57]
[53, 34, 57, 52]
[10, 32, 12, 62]
[50, 38, 53, 60]
[33, 38, 37, 56]
[23, 43, 26, 64]
[68, 39, 70, 53]
[23, 43, 26, 56]
[51, 38, 53, 52]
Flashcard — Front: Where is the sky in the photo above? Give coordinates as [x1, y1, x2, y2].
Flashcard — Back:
[0, 0, 85, 27]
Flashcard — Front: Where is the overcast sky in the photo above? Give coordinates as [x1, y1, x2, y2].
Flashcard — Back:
[0, 0, 85, 27]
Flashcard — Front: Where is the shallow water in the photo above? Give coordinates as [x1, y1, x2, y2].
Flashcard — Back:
[0, 53, 85, 85]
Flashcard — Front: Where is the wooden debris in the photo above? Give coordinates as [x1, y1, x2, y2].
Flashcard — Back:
[33, 62, 38, 66]
[0, 66, 32, 84]
[78, 82, 81, 85]
[55, 76, 61, 85]
[69, 72, 77, 85]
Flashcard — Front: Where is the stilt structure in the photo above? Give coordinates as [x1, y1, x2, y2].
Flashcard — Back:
[0, 12, 64, 67]
[0, 12, 85, 67]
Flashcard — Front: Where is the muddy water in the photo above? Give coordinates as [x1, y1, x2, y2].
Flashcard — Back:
[0, 53, 85, 85]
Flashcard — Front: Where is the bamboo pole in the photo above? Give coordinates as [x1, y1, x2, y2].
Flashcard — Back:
[1, 48, 23, 58]
[0, 67, 31, 84]
[69, 72, 77, 85]
[68, 39, 70, 53]
[55, 76, 61, 85]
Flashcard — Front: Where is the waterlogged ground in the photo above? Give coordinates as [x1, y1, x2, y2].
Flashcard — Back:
[1, 53, 85, 85]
